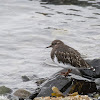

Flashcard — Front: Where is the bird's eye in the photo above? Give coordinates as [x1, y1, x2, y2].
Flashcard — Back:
[52, 43, 56, 45]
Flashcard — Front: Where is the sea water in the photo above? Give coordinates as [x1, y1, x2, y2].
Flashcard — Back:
[0, 0, 99, 94]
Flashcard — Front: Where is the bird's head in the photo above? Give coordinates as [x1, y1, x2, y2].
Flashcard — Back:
[46, 40, 64, 48]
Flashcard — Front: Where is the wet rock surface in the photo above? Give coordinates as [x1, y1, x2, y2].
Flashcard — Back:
[69, 79, 97, 94]
[37, 75, 72, 97]
[31, 59, 100, 100]
[21, 75, 30, 82]
[35, 78, 47, 86]
[29, 88, 41, 100]
[80, 59, 100, 78]
[0, 86, 12, 95]
[41, 0, 100, 8]
[36, 75, 97, 97]
[14, 89, 31, 100]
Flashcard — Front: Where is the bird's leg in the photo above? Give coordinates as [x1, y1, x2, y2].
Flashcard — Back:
[59, 69, 72, 77]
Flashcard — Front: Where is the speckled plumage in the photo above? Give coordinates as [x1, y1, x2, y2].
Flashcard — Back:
[47, 40, 95, 71]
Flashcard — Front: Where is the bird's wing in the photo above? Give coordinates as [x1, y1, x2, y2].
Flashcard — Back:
[55, 47, 90, 68]
[68, 47, 90, 68]
[54, 47, 72, 65]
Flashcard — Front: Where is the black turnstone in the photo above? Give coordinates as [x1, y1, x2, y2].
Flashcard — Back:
[46, 40, 95, 71]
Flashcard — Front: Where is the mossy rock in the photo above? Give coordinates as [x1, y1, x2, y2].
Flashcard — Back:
[0, 86, 12, 94]
[14, 89, 31, 99]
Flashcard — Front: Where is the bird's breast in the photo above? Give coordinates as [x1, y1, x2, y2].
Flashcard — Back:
[53, 54, 76, 69]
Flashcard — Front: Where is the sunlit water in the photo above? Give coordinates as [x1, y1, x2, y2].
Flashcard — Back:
[0, 0, 100, 93]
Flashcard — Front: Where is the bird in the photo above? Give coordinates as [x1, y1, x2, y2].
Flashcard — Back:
[46, 40, 95, 73]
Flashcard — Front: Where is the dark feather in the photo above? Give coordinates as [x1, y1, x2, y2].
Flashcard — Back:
[51, 44, 90, 69]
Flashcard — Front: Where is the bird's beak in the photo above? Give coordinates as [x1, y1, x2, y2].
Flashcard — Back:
[46, 45, 52, 48]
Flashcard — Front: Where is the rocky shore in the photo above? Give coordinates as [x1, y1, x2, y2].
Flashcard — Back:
[29, 59, 100, 100]
[0, 0, 100, 99]
[0, 59, 100, 100]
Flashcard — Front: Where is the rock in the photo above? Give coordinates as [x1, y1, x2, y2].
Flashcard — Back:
[14, 89, 31, 99]
[96, 86, 100, 93]
[93, 93, 100, 99]
[95, 78, 100, 85]
[31, 59, 99, 99]
[30, 74, 39, 80]
[88, 59, 100, 67]
[41, 0, 92, 7]
[21, 74, 39, 82]
[37, 74, 72, 97]
[29, 88, 41, 100]
[35, 78, 47, 86]
[0, 86, 12, 95]
[69, 79, 97, 94]
[80, 59, 100, 78]
[64, 73, 97, 94]
[21, 75, 30, 82]
[36, 70, 97, 98]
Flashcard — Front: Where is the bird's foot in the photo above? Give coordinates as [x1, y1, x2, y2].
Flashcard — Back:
[59, 69, 72, 77]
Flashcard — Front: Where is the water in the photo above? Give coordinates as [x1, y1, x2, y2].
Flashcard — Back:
[0, 0, 100, 93]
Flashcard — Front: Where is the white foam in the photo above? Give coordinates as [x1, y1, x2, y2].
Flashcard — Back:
[0, 96, 9, 100]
